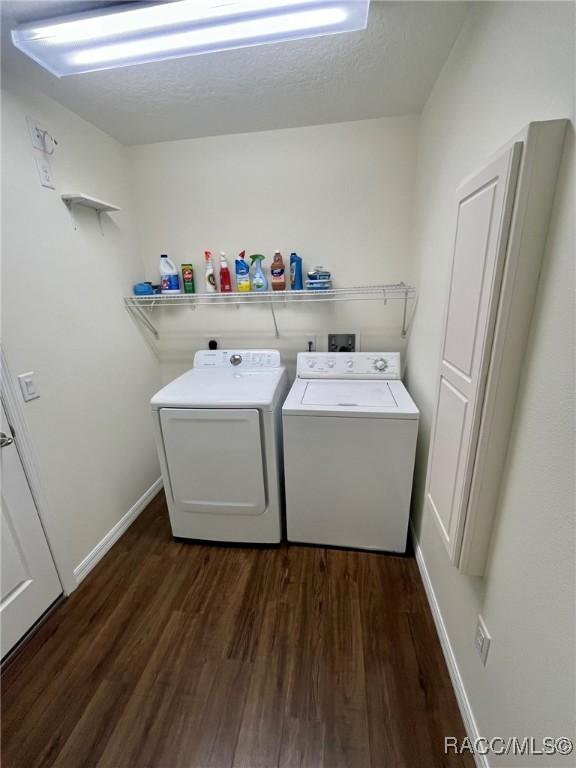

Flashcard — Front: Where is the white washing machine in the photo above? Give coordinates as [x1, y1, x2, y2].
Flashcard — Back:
[151, 349, 288, 543]
[282, 352, 419, 552]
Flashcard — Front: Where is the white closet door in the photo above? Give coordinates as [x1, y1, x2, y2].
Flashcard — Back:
[425, 142, 522, 564]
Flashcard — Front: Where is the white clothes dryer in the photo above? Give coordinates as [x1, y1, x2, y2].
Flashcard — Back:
[151, 350, 288, 543]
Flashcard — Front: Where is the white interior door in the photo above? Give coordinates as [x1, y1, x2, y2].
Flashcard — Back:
[425, 142, 522, 564]
[1, 401, 62, 658]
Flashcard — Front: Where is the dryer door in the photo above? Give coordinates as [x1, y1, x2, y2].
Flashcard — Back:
[160, 408, 266, 515]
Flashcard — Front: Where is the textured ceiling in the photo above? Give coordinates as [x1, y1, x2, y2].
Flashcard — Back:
[1, 1, 468, 145]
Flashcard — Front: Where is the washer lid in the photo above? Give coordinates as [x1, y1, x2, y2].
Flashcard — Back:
[151, 367, 286, 410]
[302, 381, 397, 408]
[282, 378, 419, 419]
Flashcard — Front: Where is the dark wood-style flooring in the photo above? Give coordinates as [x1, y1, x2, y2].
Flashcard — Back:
[2, 492, 473, 767]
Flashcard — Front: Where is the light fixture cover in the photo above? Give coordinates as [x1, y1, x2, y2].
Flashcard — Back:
[11, 0, 370, 77]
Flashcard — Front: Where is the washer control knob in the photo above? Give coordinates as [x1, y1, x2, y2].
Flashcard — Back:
[346, 359, 354, 369]
[230, 354, 242, 366]
[307, 359, 316, 368]
[327, 359, 336, 368]
[374, 358, 388, 371]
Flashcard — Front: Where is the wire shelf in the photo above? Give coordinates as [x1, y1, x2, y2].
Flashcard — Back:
[125, 283, 415, 307]
[124, 283, 416, 339]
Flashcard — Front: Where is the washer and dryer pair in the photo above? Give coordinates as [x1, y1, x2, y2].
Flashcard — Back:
[151, 349, 418, 553]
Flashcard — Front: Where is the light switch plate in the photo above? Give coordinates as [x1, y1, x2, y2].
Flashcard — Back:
[474, 615, 491, 666]
[18, 372, 40, 402]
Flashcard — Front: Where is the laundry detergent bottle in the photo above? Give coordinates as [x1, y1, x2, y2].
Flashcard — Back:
[250, 254, 268, 292]
[159, 254, 180, 293]
[235, 250, 251, 292]
[290, 252, 303, 290]
[270, 250, 286, 291]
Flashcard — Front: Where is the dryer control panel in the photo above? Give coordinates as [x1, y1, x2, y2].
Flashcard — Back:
[297, 352, 401, 379]
[194, 349, 281, 370]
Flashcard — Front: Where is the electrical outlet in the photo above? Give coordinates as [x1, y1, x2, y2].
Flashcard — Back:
[35, 156, 55, 189]
[27, 116, 48, 151]
[328, 333, 356, 352]
[474, 616, 491, 665]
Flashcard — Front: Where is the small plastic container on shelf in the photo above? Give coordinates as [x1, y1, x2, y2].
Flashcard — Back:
[133, 282, 154, 296]
[306, 281, 332, 291]
[306, 266, 332, 291]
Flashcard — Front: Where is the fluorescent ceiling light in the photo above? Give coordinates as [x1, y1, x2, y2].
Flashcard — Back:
[73, 8, 348, 66]
[11, 0, 370, 77]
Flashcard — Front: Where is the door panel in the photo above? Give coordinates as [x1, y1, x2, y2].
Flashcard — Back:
[426, 142, 522, 564]
[427, 378, 468, 543]
[160, 408, 266, 516]
[443, 181, 497, 377]
[1, 402, 62, 657]
[2, 516, 30, 596]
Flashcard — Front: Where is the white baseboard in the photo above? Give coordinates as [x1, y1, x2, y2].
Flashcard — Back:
[411, 526, 489, 768]
[74, 478, 163, 586]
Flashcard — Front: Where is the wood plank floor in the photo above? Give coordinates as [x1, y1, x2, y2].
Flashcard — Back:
[2, 492, 473, 768]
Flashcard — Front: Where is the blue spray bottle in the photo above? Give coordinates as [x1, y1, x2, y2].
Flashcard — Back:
[290, 252, 303, 290]
[249, 254, 268, 291]
[235, 250, 251, 292]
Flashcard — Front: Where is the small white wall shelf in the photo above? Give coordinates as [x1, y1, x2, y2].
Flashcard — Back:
[124, 283, 417, 340]
[61, 193, 120, 235]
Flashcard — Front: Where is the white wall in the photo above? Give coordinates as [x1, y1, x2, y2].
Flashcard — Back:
[127, 116, 419, 381]
[0, 99, 419, 576]
[1, 80, 161, 578]
[406, 3, 574, 764]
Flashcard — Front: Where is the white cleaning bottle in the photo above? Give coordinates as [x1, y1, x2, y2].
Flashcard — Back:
[204, 251, 217, 293]
[159, 254, 180, 294]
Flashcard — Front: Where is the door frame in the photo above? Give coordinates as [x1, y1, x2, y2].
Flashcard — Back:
[1, 348, 76, 595]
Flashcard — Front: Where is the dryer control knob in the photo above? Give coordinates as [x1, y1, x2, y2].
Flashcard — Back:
[374, 358, 388, 371]
[307, 359, 316, 368]
[327, 359, 336, 368]
[346, 360, 354, 369]
[230, 354, 242, 366]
